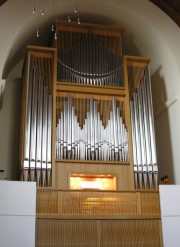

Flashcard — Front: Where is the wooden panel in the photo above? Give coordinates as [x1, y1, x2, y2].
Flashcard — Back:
[127, 65, 145, 96]
[36, 219, 98, 247]
[36, 218, 162, 247]
[101, 219, 162, 247]
[54, 162, 133, 190]
[36, 190, 58, 215]
[61, 191, 137, 215]
[140, 192, 161, 215]
[36, 189, 160, 217]
[123, 55, 150, 97]
[56, 20, 123, 37]
[55, 159, 130, 165]
[56, 82, 126, 96]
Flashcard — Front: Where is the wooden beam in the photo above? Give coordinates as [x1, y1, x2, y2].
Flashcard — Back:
[56, 20, 123, 37]
[0, 0, 7, 7]
[149, 0, 180, 27]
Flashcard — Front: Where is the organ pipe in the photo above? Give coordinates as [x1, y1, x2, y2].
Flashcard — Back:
[57, 32, 124, 87]
[130, 65, 158, 189]
[56, 94, 129, 162]
[20, 22, 158, 190]
[21, 53, 53, 187]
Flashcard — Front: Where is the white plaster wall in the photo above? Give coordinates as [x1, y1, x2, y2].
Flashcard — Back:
[0, 181, 36, 247]
[159, 185, 180, 247]
[166, 101, 180, 184]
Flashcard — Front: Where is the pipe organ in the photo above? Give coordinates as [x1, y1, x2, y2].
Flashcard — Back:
[127, 58, 158, 189]
[20, 49, 55, 187]
[56, 94, 128, 162]
[19, 21, 162, 247]
[130, 67, 158, 189]
[57, 31, 124, 86]
[19, 21, 158, 190]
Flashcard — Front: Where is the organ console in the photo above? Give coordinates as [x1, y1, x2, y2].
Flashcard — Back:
[19, 21, 158, 190]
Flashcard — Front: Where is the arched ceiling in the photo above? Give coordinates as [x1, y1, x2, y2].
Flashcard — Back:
[149, 0, 180, 27]
[1, 0, 179, 25]
[0, 0, 180, 184]
[0, 0, 179, 109]
[0, 0, 6, 6]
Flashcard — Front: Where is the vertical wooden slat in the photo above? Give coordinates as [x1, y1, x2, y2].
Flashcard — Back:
[36, 219, 99, 247]
[37, 190, 160, 217]
[136, 192, 142, 215]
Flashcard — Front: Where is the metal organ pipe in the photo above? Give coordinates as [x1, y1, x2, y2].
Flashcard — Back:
[130, 66, 158, 189]
[22, 55, 53, 187]
[57, 32, 123, 87]
[21, 28, 158, 192]
[56, 95, 129, 162]
[23, 55, 33, 181]
[47, 94, 52, 187]
[36, 77, 43, 186]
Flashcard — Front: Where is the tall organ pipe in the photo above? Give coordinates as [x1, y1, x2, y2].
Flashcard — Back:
[56, 95, 129, 162]
[36, 77, 43, 186]
[22, 55, 53, 187]
[30, 67, 38, 182]
[23, 55, 33, 181]
[130, 65, 158, 189]
[57, 32, 123, 87]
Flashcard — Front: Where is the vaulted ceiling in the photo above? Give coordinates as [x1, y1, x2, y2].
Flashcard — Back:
[0, 0, 179, 183]
[0, 0, 7, 6]
[1, 0, 179, 26]
[149, 0, 180, 26]
[0, 0, 179, 83]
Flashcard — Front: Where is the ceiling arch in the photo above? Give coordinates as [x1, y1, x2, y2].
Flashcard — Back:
[0, 0, 180, 184]
[0, 0, 179, 103]
[149, 0, 180, 27]
[1, 0, 179, 25]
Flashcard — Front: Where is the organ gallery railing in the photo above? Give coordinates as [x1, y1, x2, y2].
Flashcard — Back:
[36, 189, 160, 216]
[36, 218, 162, 247]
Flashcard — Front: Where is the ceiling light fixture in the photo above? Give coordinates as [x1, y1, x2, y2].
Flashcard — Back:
[32, 0, 81, 39]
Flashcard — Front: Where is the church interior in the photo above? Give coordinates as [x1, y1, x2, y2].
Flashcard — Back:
[0, 1, 180, 246]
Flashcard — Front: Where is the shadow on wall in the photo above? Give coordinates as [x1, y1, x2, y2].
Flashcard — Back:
[151, 67, 175, 184]
[0, 78, 22, 180]
[122, 31, 140, 56]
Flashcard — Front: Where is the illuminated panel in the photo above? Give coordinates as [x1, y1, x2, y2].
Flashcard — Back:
[80, 181, 102, 190]
[69, 174, 116, 190]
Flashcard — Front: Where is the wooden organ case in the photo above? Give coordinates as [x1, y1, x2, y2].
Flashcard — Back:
[19, 21, 162, 246]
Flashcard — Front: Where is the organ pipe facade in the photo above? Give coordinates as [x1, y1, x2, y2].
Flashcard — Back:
[19, 21, 158, 190]
[126, 57, 158, 189]
[56, 94, 128, 162]
[19, 48, 55, 187]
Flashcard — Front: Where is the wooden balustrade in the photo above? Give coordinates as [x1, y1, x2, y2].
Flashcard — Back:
[36, 218, 162, 246]
[36, 189, 160, 218]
